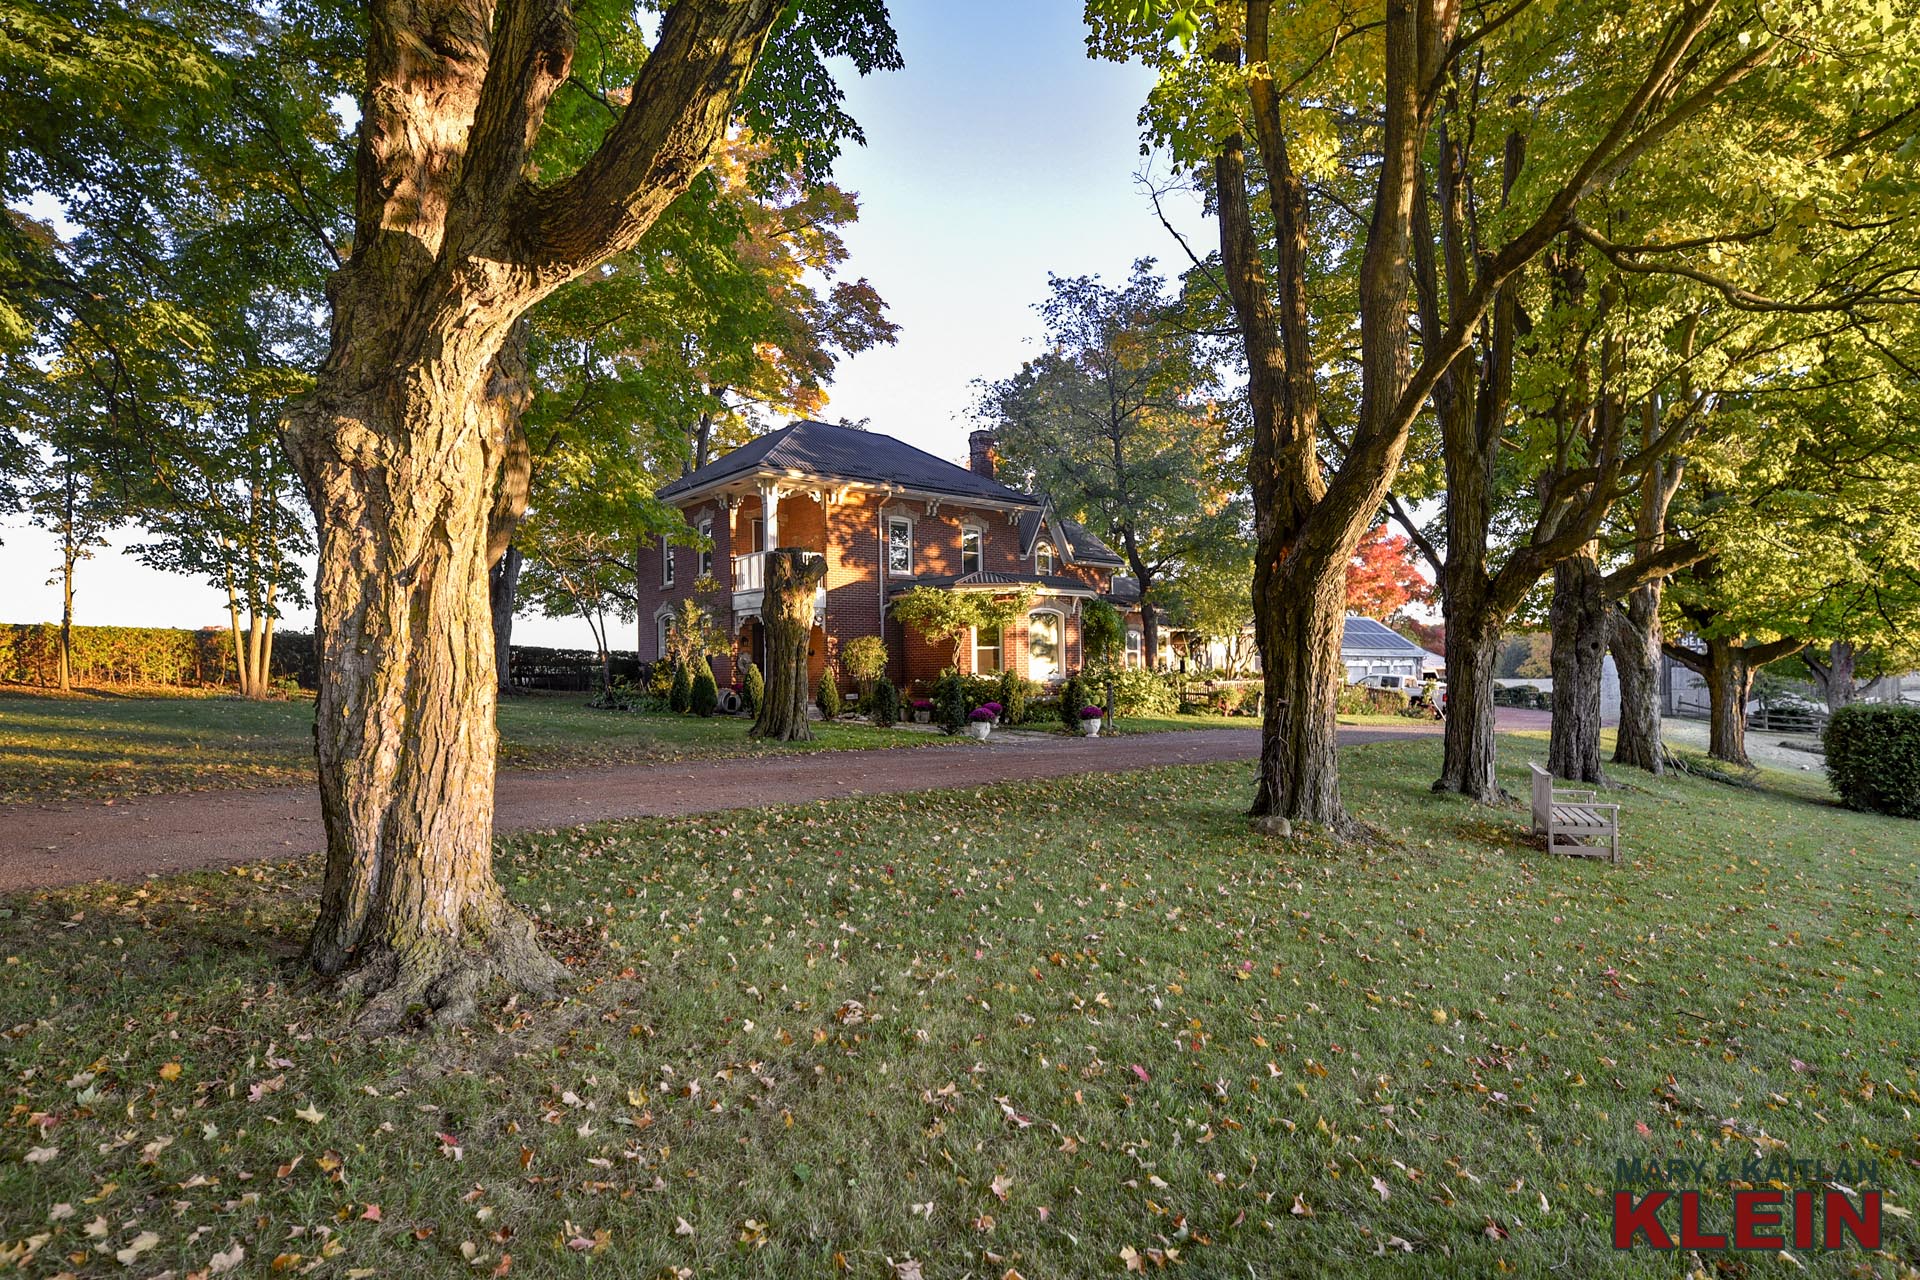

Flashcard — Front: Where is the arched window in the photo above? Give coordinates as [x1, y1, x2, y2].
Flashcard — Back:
[1125, 629, 1143, 669]
[657, 613, 673, 661]
[697, 518, 713, 578]
[1027, 609, 1061, 683]
[1034, 542, 1054, 575]
[961, 526, 983, 575]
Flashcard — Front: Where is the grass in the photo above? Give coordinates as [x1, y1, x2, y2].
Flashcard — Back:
[0, 689, 947, 805]
[1, 735, 1914, 1277]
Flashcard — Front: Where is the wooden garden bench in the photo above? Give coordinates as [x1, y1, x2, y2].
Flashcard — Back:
[1529, 763, 1621, 865]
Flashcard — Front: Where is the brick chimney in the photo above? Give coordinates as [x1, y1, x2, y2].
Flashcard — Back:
[968, 429, 998, 480]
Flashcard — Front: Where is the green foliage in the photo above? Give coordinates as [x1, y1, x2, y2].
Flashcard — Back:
[840, 634, 888, 687]
[867, 677, 899, 729]
[691, 659, 719, 718]
[891, 586, 1034, 666]
[816, 670, 842, 719]
[740, 657, 763, 716]
[668, 661, 692, 715]
[1823, 705, 1920, 819]
[994, 670, 1033, 726]
[977, 261, 1238, 618]
[1081, 599, 1125, 672]
[1060, 675, 1090, 733]
[648, 661, 676, 701]
[1108, 668, 1178, 717]
[0, 623, 312, 689]
[932, 671, 968, 736]
[1492, 684, 1549, 710]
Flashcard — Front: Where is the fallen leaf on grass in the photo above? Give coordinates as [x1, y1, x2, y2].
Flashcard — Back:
[115, 1230, 160, 1265]
[208, 1241, 245, 1273]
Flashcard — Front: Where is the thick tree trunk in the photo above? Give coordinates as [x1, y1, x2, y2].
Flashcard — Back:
[286, 364, 563, 1026]
[1548, 551, 1608, 784]
[1435, 601, 1504, 802]
[1804, 640, 1857, 713]
[273, 0, 782, 1023]
[1701, 639, 1753, 766]
[1140, 596, 1160, 670]
[752, 549, 825, 741]
[1611, 582, 1664, 774]
[1250, 563, 1354, 833]
[490, 544, 523, 694]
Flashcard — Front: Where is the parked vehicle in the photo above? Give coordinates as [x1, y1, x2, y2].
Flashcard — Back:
[1355, 673, 1417, 694]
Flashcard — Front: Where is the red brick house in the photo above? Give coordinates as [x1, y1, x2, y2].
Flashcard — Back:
[639, 419, 1139, 695]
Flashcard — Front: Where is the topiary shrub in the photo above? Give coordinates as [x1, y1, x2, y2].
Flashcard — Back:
[1824, 703, 1920, 818]
[1059, 675, 1089, 733]
[668, 660, 692, 714]
[868, 677, 899, 728]
[933, 670, 968, 736]
[995, 669, 1033, 726]
[691, 658, 718, 717]
[740, 656, 763, 716]
[816, 670, 843, 719]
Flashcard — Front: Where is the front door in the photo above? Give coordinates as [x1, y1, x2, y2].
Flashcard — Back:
[1028, 610, 1061, 684]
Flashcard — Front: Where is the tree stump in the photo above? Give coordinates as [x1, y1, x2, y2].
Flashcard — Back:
[752, 549, 826, 742]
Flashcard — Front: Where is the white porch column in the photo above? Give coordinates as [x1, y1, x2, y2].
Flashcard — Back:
[758, 480, 780, 550]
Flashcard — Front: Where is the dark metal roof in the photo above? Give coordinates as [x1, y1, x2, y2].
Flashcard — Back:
[1015, 507, 1126, 569]
[658, 419, 1041, 506]
[1342, 615, 1428, 654]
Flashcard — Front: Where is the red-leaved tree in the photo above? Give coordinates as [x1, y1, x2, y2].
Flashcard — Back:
[1345, 527, 1431, 619]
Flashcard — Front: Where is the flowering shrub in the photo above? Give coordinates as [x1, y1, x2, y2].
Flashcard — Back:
[911, 698, 934, 711]
[969, 707, 995, 722]
[1081, 705, 1105, 720]
[978, 701, 1003, 718]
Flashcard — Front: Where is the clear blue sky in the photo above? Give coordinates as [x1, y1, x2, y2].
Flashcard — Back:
[0, 2, 1208, 649]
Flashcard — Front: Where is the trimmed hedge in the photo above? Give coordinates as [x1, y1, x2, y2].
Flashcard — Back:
[0, 623, 316, 689]
[1823, 703, 1920, 818]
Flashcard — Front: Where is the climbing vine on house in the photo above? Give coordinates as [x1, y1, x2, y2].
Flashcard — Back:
[889, 586, 1034, 669]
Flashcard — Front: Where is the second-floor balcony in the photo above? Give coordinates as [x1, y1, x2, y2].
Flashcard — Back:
[731, 550, 827, 619]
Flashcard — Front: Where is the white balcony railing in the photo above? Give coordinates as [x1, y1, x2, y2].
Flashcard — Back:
[732, 550, 825, 597]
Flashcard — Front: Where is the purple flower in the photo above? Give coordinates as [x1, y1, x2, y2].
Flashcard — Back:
[979, 701, 1003, 715]
[969, 707, 995, 722]
[912, 698, 934, 710]
[1080, 705, 1104, 719]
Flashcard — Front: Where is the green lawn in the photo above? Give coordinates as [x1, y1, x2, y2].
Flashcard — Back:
[1, 737, 1913, 1277]
[0, 689, 944, 805]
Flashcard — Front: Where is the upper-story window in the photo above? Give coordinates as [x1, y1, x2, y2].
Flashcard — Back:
[1126, 628, 1144, 669]
[961, 526, 982, 575]
[887, 517, 913, 574]
[1034, 542, 1054, 575]
[661, 535, 675, 588]
[697, 518, 713, 579]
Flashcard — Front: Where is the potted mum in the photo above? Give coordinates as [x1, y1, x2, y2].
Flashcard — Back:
[1079, 704, 1106, 737]
[967, 706, 995, 739]
[978, 700, 1004, 725]
[911, 698, 934, 725]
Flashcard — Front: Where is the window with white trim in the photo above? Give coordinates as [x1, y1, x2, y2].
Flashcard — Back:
[1125, 628, 1144, 669]
[961, 526, 983, 576]
[973, 624, 1003, 674]
[657, 614, 672, 661]
[1034, 542, 1054, 575]
[661, 535, 674, 587]
[1027, 609, 1061, 683]
[887, 517, 913, 574]
[697, 518, 713, 578]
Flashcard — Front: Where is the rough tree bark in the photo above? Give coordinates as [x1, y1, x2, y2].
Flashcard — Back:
[280, 0, 785, 1025]
[1803, 640, 1858, 712]
[751, 549, 825, 741]
[1610, 582, 1665, 772]
[1547, 550, 1610, 783]
[1664, 632, 1806, 766]
[490, 545, 523, 693]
